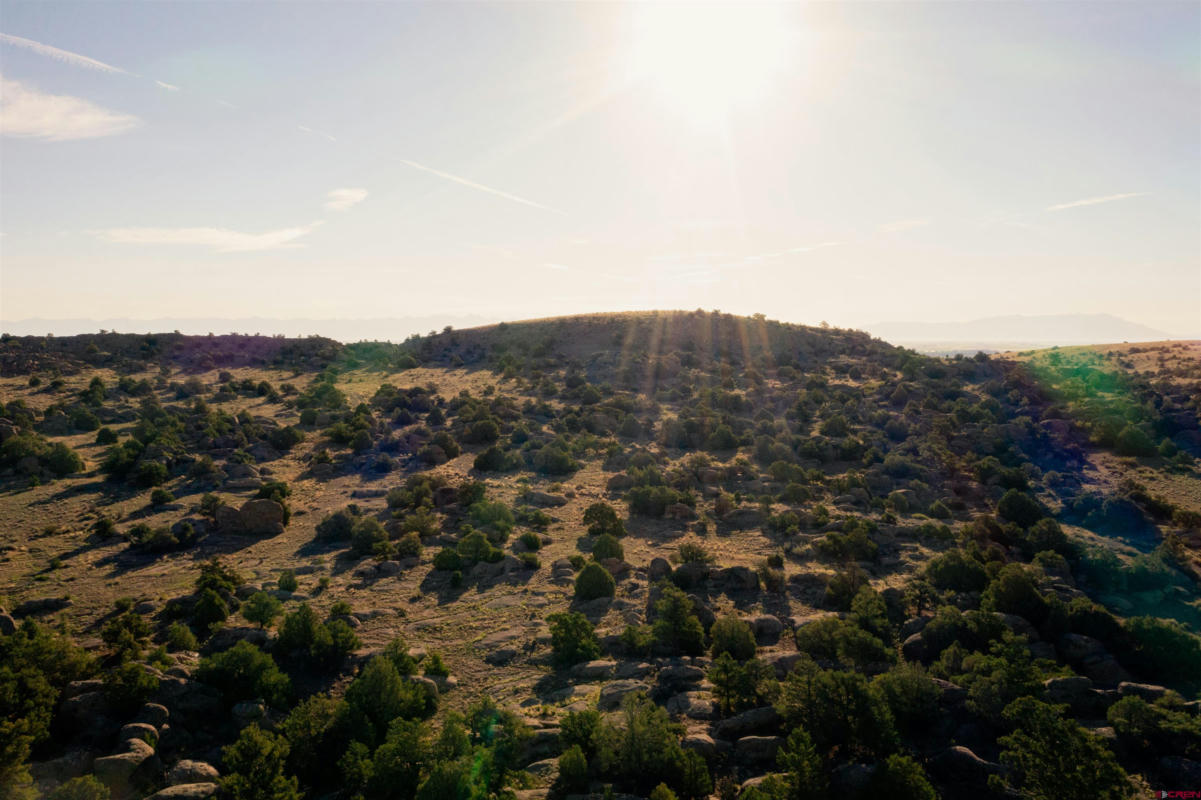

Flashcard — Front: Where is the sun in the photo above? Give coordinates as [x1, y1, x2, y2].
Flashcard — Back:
[621, 2, 797, 122]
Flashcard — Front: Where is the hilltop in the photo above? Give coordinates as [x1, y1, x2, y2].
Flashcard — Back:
[1, 310, 1199, 800]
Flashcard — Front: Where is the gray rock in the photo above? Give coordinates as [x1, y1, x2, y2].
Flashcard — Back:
[231, 701, 266, 727]
[168, 760, 219, 785]
[1158, 756, 1201, 787]
[1044, 676, 1094, 706]
[665, 692, 714, 720]
[902, 632, 927, 662]
[598, 680, 650, 710]
[13, 596, 71, 616]
[929, 746, 1003, 783]
[735, 735, 783, 763]
[1057, 633, 1106, 662]
[119, 722, 159, 745]
[831, 762, 875, 794]
[0, 612, 15, 635]
[1118, 681, 1170, 702]
[1081, 653, 1132, 685]
[94, 738, 156, 786]
[59, 691, 112, 727]
[748, 614, 783, 643]
[615, 661, 655, 679]
[648, 558, 672, 581]
[658, 664, 706, 689]
[714, 706, 782, 740]
[682, 733, 718, 760]
[377, 560, 402, 576]
[29, 749, 96, 784]
[523, 491, 568, 508]
[900, 616, 931, 638]
[145, 783, 219, 800]
[485, 648, 518, 666]
[572, 660, 617, 681]
[715, 566, 759, 592]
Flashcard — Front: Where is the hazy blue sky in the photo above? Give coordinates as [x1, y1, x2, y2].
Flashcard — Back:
[1, 1, 1198, 335]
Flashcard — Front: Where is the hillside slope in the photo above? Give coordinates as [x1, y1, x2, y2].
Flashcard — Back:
[1, 311, 1199, 800]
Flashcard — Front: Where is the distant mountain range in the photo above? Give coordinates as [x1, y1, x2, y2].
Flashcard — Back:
[1, 312, 1187, 352]
[0, 316, 501, 343]
[864, 313, 1179, 353]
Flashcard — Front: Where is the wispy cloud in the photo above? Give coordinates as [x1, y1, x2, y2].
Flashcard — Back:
[399, 159, 566, 215]
[0, 32, 128, 74]
[878, 219, 930, 234]
[1046, 192, 1147, 212]
[298, 124, 336, 142]
[95, 222, 323, 252]
[155, 80, 180, 92]
[324, 188, 368, 211]
[0, 77, 139, 140]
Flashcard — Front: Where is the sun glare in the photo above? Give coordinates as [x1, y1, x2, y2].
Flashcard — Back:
[622, 3, 797, 121]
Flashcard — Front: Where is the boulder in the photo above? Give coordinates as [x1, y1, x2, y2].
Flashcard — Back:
[748, 614, 783, 643]
[119, 722, 159, 745]
[615, 661, 655, 679]
[13, 596, 71, 616]
[682, 733, 718, 760]
[1057, 633, 1106, 662]
[29, 749, 96, 784]
[167, 760, 219, 785]
[715, 566, 759, 592]
[666, 503, 697, 521]
[1081, 653, 1132, 685]
[929, 745, 1003, 784]
[0, 611, 16, 635]
[59, 691, 113, 727]
[239, 499, 287, 535]
[735, 735, 783, 763]
[94, 738, 156, 787]
[572, 660, 616, 681]
[648, 558, 672, 581]
[658, 664, 706, 689]
[1044, 676, 1094, 706]
[377, 560, 403, 576]
[202, 625, 268, 654]
[714, 706, 782, 740]
[665, 692, 714, 720]
[1158, 756, 1201, 787]
[1117, 681, 1170, 702]
[598, 680, 650, 711]
[721, 508, 764, 528]
[902, 632, 927, 662]
[145, 784, 219, 800]
[523, 491, 568, 508]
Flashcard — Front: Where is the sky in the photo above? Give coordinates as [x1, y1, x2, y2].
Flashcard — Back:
[1, 1, 1199, 336]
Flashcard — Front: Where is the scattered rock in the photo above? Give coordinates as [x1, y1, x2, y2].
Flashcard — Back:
[714, 706, 782, 740]
[145, 783, 219, 800]
[748, 614, 783, 643]
[167, 760, 219, 785]
[735, 735, 782, 763]
[929, 745, 1003, 784]
[598, 680, 650, 710]
[1044, 676, 1094, 706]
[523, 491, 568, 508]
[13, 596, 71, 616]
[572, 660, 617, 681]
[1117, 681, 1169, 702]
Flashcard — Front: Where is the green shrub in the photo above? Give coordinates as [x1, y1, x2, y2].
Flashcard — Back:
[652, 582, 705, 656]
[518, 531, 542, 552]
[223, 724, 302, 800]
[95, 427, 118, 445]
[548, 611, 601, 666]
[866, 754, 937, 800]
[995, 696, 1130, 799]
[192, 587, 230, 630]
[277, 570, 299, 593]
[395, 531, 423, 559]
[432, 548, 462, 571]
[997, 489, 1043, 528]
[575, 562, 616, 602]
[48, 776, 108, 800]
[592, 533, 624, 562]
[197, 640, 291, 707]
[710, 616, 756, 661]
[584, 502, 626, 537]
[776, 660, 898, 761]
[343, 656, 436, 747]
[558, 745, 589, 793]
[166, 622, 199, 651]
[242, 592, 282, 628]
[104, 662, 159, 713]
[794, 616, 894, 670]
[924, 549, 989, 592]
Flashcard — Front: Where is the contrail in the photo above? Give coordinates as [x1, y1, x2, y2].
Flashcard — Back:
[1046, 192, 1147, 212]
[398, 159, 566, 215]
[0, 32, 129, 75]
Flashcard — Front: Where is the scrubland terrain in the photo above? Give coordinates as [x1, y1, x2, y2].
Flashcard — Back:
[1, 311, 1199, 800]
